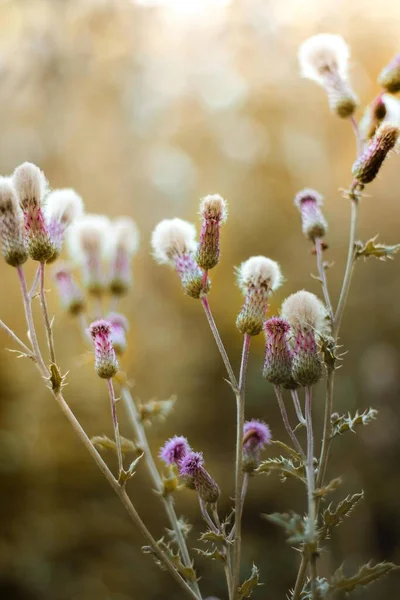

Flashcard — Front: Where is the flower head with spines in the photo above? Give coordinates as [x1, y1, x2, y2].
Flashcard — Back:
[53, 262, 85, 315]
[108, 217, 140, 296]
[242, 419, 272, 472]
[179, 451, 220, 504]
[294, 189, 327, 242]
[263, 317, 298, 389]
[89, 319, 119, 379]
[159, 435, 191, 466]
[44, 188, 84, 262]
[195, 193, 227, 271]
[0, 177, 28, 267]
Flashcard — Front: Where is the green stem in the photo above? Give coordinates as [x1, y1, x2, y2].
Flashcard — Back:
[315, 237, 333, 322]
[107, 377, 124, 478]
[39, 262, 56, 364]
[305, 386, 317, 599]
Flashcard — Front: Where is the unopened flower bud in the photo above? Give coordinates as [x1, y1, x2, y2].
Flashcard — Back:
[378, 54, 400, 93]
[281, 290, 329, 387]
[107, 312, 129, 355]
[195, 194, 227, 270]
[67, 214, 111, 295]
[294, 189, 327, 242]
[263, 317, 298, 389]
[179, 451, 220, 504]
[159, 435, 191, 466]
[89, 319, 119, 379]
[352, 123, 400, 185]
[53, 262, 85, 315]
[0, 177, 28, 267]
[242, 419, 272, 473]
[109, 217, 140, 295]
[44, 188, 84, 262]
[298, 34, 357, 118]
[151, 218, 209, 298]
[13, 162, 56, 262]
[236, 256, 283, 336]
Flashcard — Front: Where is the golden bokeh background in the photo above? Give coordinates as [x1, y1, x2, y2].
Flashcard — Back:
[0, 1, 400, 599]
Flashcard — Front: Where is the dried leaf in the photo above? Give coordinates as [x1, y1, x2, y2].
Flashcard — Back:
[319, 491, 364, 541]
[355, 235, 400, 261]
[314, 477, 342, 499]
[256, 456, 306, 484]
[331, 408, 377, 438]
[330, 561, 397, 593]
[262, 512, 306, 545]
[239, 564, 262, 599]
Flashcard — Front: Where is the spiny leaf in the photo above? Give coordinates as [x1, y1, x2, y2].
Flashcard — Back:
[319, 491, 364, 541]
[91, 435, 143, 456]
[355, 235, 400, 261]
[48, 363, 66, 393]
[314, 477, 342, 499]
[330, 561, 398, 593]
[262, 512, 306, 545]
[200, 530, 229, 544]
[6, 348, 35, 361]
[331, 408, 378, 438]
[299, 577, 330, 599]
[143, 537, 197, 581]
[195, 545, 226, 563]
[166, 518, 192, 542]
[239, 564, 262, 599]
[256, 456, 306, 484]
[270, 440, 303, 463]
[139, 395, 176, 422]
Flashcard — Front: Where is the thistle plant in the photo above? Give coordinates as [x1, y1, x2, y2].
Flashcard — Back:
[1, 34, 400, 600]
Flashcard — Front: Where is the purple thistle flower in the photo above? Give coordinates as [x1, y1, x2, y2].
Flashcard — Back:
[263, 317, 298, 390]
[242, 419, 272, 472]
[89, 319, 119, 379]
[292, 328, 322, 387]
[159, 435, 191, 466]
[294, 189, 327, 242]
[53, 262, 85, 315]
[179, 451, 220, 504]
[107, 312, 129, 355]
[352, 123, 399, 185]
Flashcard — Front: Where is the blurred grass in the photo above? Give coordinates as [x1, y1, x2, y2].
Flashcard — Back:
[1, 0, 400, 598]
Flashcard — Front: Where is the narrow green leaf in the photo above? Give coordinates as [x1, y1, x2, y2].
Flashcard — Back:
[331, 408, 378, 439]
[256, 456, 306, 484]
[320, 491, 364, 541]
[270, 440, 303, 463]
[330, 561, 398, 593]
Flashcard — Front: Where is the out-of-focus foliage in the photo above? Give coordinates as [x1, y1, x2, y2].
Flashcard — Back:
[1, 0, 400, 598]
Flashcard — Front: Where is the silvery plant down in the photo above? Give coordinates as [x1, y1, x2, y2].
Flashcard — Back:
[1, 34, 400, 600]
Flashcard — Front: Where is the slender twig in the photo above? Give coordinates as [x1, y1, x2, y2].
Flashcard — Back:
[292, 553, 308, 600]
[120, 386, 202, 599]
[350, 116, 362, 157]
[39, 262, 56, 364]
[200, 296, 238, 391]
[28, 266, 41, 300]
[233, 333, 251, 600]
[274, 386, 305, 460]
[316, 369, 334, 493]
[290, 389, 306, 425]
[107, 378, 124, 478]
[305, 386, 317, 599]
[0, 318, 34, 356]
[199, 498, 218, 533]
[315, 237, 333, 322]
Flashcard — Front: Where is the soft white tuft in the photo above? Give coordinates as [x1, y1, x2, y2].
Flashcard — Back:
[281, 290, 329, 334]
[67, 214, 111, 264]
[298, 34, 350, 84]
[294, 188, 324, 208]
[44, 188, 84, 226]
[12, 162, 48, 206]
[237, 256, 283, 294]
[151, 218, 197, 265]
[0, 176, 19, 211]
[111, 217, 140, 255]
[199, 194, 228, 222]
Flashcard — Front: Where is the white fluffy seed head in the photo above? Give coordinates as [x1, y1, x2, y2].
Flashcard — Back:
[199, 194, 228, 223]
[44, 188, 84, 226]
[237, 256, 283, 295]
[0, 177, 19, 212]
[294, 188, 324, 209]
[12, 162, 48, 207]
[298, 34, 350, 84]
[67, 214, 111, 264]
[281, 290, 329, 335]
[151, 218, 197, 265]
[111, 217, 140, 255]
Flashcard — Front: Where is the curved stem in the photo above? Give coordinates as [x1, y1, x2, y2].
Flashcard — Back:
[233, 333, 251, 600]
[290, 389, 306, 426]
[28, 266, 41, 300]
[107, 378, 124, 478]
[315, 237, 333, 322]
[201, 296, 238, 391]
[39, 262, 56, 364]
[274, 386, 305, 460]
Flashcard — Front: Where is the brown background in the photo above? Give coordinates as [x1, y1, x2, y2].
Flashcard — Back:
[0, 1, 400, 599]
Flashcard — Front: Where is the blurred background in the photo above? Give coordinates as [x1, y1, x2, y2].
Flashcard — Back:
[0, 0, 400, 598]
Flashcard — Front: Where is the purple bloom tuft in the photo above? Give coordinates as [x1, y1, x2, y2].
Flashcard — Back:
[179, 451, 204, 477]
[243, 420, 272, 451]
[179, 451, 220, 504]
[159, 436, 191, 466]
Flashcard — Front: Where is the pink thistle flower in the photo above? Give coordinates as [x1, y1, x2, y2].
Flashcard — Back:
[159, 435, 191, 466]
[53, 262, 85, 315]
[242, 419, 272, 473]
[108, 217, 140, 296]
[179, 451, 220, 504]
[352, 123, 400, 186]
[0, 177, 28, 267]
[263, 317, 298, 389]
[195, 194, 227, 271]
[294, 189, 327, 242]
[12, 162, 56, 262]
[89, 319, 119, 379]
[107, 312, 130, 355]
[44, 188, 84, 262]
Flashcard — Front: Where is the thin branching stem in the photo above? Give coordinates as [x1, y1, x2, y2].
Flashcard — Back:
[0, 318, 34, 356]
[274, 386, 305, 460]
[199, 498, 218, 533]
[233, 333, 251, 600]
[315, 237, 333, 322]
[290, 389, 306, 425]
[107, 378, 124, 478]
[305, 386, 317, 599]
[39, 262, 56, 364]
[28, 266, 41, 300]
